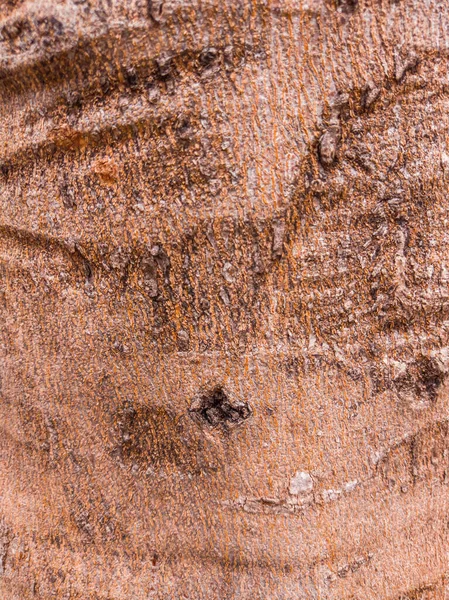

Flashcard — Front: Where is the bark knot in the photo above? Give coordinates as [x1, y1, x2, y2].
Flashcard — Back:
[189, 386, 252, 429]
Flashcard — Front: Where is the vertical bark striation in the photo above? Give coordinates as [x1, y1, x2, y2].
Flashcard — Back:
[1, 0, 449, 598]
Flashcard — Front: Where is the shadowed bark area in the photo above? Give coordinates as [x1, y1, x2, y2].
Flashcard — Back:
[1, 0, 449, 598]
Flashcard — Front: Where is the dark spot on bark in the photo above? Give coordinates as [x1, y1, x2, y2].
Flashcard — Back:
[73, 245, 93, 285]
[111, 402, 216, 474]
[36, 16, 64, 37]
[189, 386, 252, 429]
[65, 90, 83, 112]
[397, 583, 442, 600]
[409, 435, 418, 484]
[336, 0, 358, 13]
[347, 367, 363, 381]
[99, 75, 111, 95]
[361, 83, 380, 110]
[272, 217, 286, 258]
[147, 0, 164, 22]
[0, 18, 29, 41]
[155, 54, 173, 79]
[392, 357, 446, 402]
[198, 47, 218, 69]
[283, 356, 300, 378]
[0, 163, 10, 180]
[146, 82, 160, 103]
[83, 259, 93, 283]
[123, 67, 138, 89]
[175, 118, 193, 141]
[60, 182, 77, 208]
[416, 357, 445, 401]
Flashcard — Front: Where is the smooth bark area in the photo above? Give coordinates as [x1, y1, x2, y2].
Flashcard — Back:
[1, 0, 449, 598]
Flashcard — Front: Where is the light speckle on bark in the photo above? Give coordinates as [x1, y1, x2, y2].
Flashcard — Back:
[289, 471, 314, 495]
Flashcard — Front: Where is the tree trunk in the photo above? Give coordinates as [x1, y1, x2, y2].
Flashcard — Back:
[1, 0, 449, 598]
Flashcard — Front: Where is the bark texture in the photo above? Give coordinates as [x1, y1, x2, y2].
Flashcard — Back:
[1, 0, 449, 598]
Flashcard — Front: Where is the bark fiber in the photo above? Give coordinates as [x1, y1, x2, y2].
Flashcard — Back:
[1, 0, 449, 598]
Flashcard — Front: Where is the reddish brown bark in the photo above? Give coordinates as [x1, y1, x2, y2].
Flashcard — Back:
[1, 1, 449, 598]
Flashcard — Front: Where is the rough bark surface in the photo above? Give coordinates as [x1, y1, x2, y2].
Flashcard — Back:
[1, 0, 449, 598]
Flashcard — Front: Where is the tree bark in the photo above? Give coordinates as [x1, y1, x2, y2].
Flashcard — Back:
[1, 0, 449, 598]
